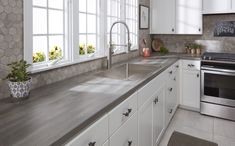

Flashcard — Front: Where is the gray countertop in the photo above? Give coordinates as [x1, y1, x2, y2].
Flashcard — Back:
[0, 53, 201, 146]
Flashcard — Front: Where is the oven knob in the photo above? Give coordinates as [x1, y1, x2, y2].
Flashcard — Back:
[208, 56, 212, 60]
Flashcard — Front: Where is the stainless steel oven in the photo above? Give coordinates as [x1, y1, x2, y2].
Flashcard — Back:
[200, 52, 235, 121]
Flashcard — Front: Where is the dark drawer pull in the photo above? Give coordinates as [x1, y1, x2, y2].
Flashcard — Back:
[169, 109, 173, 114]
[128, 140, 133, 146]
[154, 97, 159, 104]
[169, 71, 173, 74]
[169, 88, 173, 92]
[175, 65, 179, 68]
[123, 108, 132, 117]
[88, 142, 96, 146]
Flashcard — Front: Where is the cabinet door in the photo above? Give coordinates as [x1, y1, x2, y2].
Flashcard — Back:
[153, 88, 164, 146]
[103, 140, 109, 146]
[66, 115, 108, 146]
[203, 0, 231, 14]
[176, 0, 202, 34]
[181, 70, 200, 110]
[151, 0, 176, 34]
[110, 113, 138, 146]
[138, 97, 153, 146]
[165, 81, 176, 126]
[232, 0, 235, 11]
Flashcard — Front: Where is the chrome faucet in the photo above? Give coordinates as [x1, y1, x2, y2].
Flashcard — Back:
[108, 21, 132, 69]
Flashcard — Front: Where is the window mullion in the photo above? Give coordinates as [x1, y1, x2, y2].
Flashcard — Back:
[46, 0, 49, 62]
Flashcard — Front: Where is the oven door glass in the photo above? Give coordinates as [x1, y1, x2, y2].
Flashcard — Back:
[204, 71, 235, 100]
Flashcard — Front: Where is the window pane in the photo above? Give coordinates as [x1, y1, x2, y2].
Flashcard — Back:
[33, 0, 47, 7]
[109, 0, 118, 16]
[87, 14, 96, 33]
[33, 36, 47, 63]
[33, 8, 47, 34]
[79, 13, 87, 33]
[49, 10, 64, 34]
[49, 0, 64, 9]
[79, 35, 86, 55]
[49, 35, 64, 60]
[87, 0, 96, 14]
[87, 35, 96, 54]
[79, 0, 86, 12]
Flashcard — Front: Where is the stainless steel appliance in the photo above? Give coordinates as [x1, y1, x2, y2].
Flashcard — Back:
[201, 52, 235, 121]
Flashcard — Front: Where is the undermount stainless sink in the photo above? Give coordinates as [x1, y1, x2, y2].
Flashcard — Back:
[130, 58, 168, 65]
[96, 63, 161, 80]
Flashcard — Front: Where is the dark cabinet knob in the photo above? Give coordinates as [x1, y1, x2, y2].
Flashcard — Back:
[88, 142, 96, 146]
[172, 28, 175, 32]
[169, 71, 173, 74]
[169, 88, 173, 92]
[169, 109, 173, 114]
[123, 108, 132, 117]
[175, 65, 179, 68]
[154, 97, 159, 104]
[197, 74, 200, 78]
[199, 28, 201, 32]
[128, 141, 133, 146]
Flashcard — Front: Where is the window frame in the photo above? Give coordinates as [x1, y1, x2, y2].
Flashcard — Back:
[24, 0, 139, 73]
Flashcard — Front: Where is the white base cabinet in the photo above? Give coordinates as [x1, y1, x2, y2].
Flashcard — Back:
[180, 60, 201, 111]
[110, 113, 138, 146]
[203, 0, 232, 14]
[66, 115, 109, 146]
[66, 59, 202, 146]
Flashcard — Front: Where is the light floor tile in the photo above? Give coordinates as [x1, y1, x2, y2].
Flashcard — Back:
[213, 135, 235, 146]
[214, 118, 235, 139]
[158, 108, 235, 146]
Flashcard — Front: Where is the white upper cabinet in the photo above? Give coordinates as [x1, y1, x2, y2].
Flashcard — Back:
[150, 0, 202, 34]
[232, 0, 235, 10]
[203, 0, 233, 14]
[176, 0, 202, 34]
[150, 0, 176, 34]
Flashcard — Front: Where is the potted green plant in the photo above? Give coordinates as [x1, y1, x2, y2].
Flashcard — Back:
[196, 44, 202, 55]
[5, 60, 32, 99]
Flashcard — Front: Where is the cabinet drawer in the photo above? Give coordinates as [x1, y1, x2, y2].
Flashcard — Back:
[138, 72, 166, 108]
[109, 92, 137, 135]
[182, 60, 200, 70]
[110, 113, 138, 146]
[66, 115, 108, 146]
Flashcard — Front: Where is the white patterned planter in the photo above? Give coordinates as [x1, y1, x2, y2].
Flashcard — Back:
[8, 78, 32, 98]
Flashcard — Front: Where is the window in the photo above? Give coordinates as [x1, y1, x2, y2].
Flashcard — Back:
[24, 0, 138, 71]
[77, 0, 100, 58]
[106, 0, 138, 54]
[24, 0, 69, 67]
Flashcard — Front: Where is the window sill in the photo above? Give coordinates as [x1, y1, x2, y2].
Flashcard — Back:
[30, 55, 106, 74]
[30, 49, 139, 74]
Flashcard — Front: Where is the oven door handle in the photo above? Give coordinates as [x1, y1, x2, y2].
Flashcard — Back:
[201, 66, 235, 75]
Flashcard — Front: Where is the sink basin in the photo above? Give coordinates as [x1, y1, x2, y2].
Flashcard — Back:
[96, 63, 161, 80]
[130, 58, 168, 65]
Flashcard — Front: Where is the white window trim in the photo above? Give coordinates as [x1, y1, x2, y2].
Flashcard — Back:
[24, 0, 139, 73]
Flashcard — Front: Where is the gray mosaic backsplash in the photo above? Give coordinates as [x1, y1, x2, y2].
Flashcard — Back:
[0, 0, 151, 99]
[152, 14, 235, 53]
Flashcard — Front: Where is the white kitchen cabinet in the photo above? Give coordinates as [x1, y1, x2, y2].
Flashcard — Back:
[138, 96, 154, 146]
[176, 0, 202, 34]
[233, 0, 235, 10]
[108, 93, 137, 136]
[181, 69, 200, 111]
[150, 0, 176, 34]
[110, 113, 138, 146]
[164, 62, 180, 127]
[203, 0, 232, 14]
[66, 115, 108, 146]
[138, 86, 165, 146]
[153, 88, 165, 146]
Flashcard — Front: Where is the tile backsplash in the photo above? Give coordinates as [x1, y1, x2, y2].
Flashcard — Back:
[0, 0, 151, 99]
[152, 14, 235, 53]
